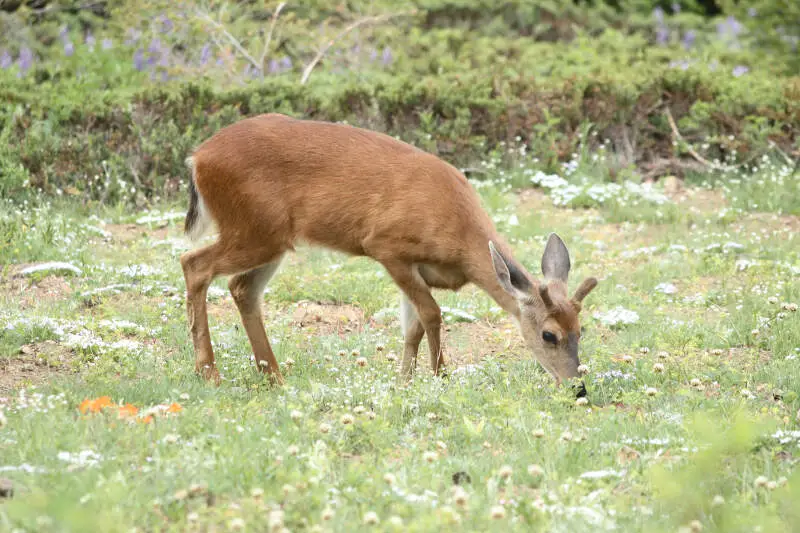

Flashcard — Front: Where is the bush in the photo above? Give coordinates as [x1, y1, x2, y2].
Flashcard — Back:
[0, 0, 798, 205]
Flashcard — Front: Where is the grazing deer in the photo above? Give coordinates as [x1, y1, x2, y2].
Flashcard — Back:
[180, 113, 597, 394]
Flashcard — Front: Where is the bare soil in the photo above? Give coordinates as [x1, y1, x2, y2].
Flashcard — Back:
[0, 341, 76, 395]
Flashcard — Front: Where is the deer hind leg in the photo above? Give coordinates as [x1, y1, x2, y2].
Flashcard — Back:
[180, 243, 222, 384]
[228, 256, 285, 385]
[180, 239, 285, 385]
[399, 293, 425, 382]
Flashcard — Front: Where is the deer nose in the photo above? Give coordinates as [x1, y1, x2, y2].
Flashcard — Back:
[574, 381, 587, 398]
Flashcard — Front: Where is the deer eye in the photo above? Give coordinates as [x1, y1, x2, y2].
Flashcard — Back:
[542, 331, 558, 344]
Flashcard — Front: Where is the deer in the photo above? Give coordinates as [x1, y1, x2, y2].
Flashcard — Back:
[179, 113, 598, 396]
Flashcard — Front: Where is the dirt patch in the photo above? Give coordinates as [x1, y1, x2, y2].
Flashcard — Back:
[207, 300, 238, 323]
[0, 272, 74, 311]
[291, 301, 365, 335]
[441, 317, 527, 367]
[736, 212, 800, 234]
[516, 188, 551, 212]
[105, 223, 170, 244]
[0, 341, 76, 395]
[671, 187, 728, 213]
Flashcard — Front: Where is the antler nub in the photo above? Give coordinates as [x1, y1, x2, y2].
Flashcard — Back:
[572, 277, 598, 303]
[538, 282, 554, 309]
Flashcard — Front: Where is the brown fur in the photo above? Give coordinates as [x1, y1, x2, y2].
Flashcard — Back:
[179, 113, 597, 386]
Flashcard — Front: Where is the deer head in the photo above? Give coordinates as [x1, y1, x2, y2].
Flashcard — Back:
[489, 233, 597, 395]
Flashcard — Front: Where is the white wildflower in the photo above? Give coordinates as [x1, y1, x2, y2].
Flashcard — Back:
[363, 511, 379, 525]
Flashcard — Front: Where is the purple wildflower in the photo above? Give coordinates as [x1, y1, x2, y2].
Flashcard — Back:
[133, 49, 145, 71]
[159, 15, 174, 33]
[147, 38, 162, 66]
[18, 46, 33, 74]
[85, 32, 96, 49]
[199, 43, 211, 65]
[158, 53, 170, 68]
[280, 56, 292, 71]
[381, 46, 393, 65]
[653, 6, 664, 23]
[671, 2, 680, 14]
[0, 50, 11, 69]
[268, 58, 279, 74]
[682, 30, 696, 49]
[148, 38, 162, 55]
[727, 16, 743, 35]
[718, 15, 743, 38]
[102, 38, 113, 50]
[656, 26, 669, 45]
[732, 65, 749, 77]
[59, 25, 69, 41]
[125, 28, 140, 46]
[63, 40, 75, 56]
[369, 48, 377, 61]
[243, 64, 255, 78]
[669, 59, 691, 70]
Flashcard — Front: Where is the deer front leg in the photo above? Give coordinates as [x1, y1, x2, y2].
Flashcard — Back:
[382, 262, 446, 381]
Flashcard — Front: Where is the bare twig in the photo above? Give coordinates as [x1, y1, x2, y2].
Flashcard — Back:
[620, 126, 634, 166]
[300, 11, 408, 85]
[31, 1, 106, 15]
[199, 12, 262, 74]
[768, 140, 797, 168]
[260, 2, 286, 73]
[128, 163, 143, 189]
[664, 108, 731, 170]
[641, 157, 707, 180]
[664, 108, 767, 173]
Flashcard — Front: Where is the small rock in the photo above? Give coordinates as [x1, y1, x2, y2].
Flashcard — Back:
[0, 478, 13, 498]
[18, 262, 82, 277]
[452, 471, 471, 485]
[371, 307, 398, 325]
[662, 175, 683, 195]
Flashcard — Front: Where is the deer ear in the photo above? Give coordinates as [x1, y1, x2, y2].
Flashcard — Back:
[541, 233, 571, 282]
[489, 241, 531, 299]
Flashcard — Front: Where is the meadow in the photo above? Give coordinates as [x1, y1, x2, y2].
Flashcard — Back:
[1, 1, 800, 532]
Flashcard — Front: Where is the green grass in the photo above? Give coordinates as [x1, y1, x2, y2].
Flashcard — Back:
[1, 167, 799, 533]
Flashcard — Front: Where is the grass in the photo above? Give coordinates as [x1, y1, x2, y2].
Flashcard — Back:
[1, 161, 800, 532]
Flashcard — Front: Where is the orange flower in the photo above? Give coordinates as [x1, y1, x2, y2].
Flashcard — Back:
[79, 396, 114, 414]
[166, 403, 182, 413]
[78, 398, 94, 414]
[117, 403, 139, 419]
[138, 415, 154, 424]
[94, 396, 113, 409]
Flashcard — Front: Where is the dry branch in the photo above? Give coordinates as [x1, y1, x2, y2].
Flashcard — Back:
[300, 11, 409, 85]
[199, 11, 262, 74]
[641, 157, 707, 180]
[664, 108, 773, 173]
[260, 2, 286, 73]
[664, 108, 732, 171]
